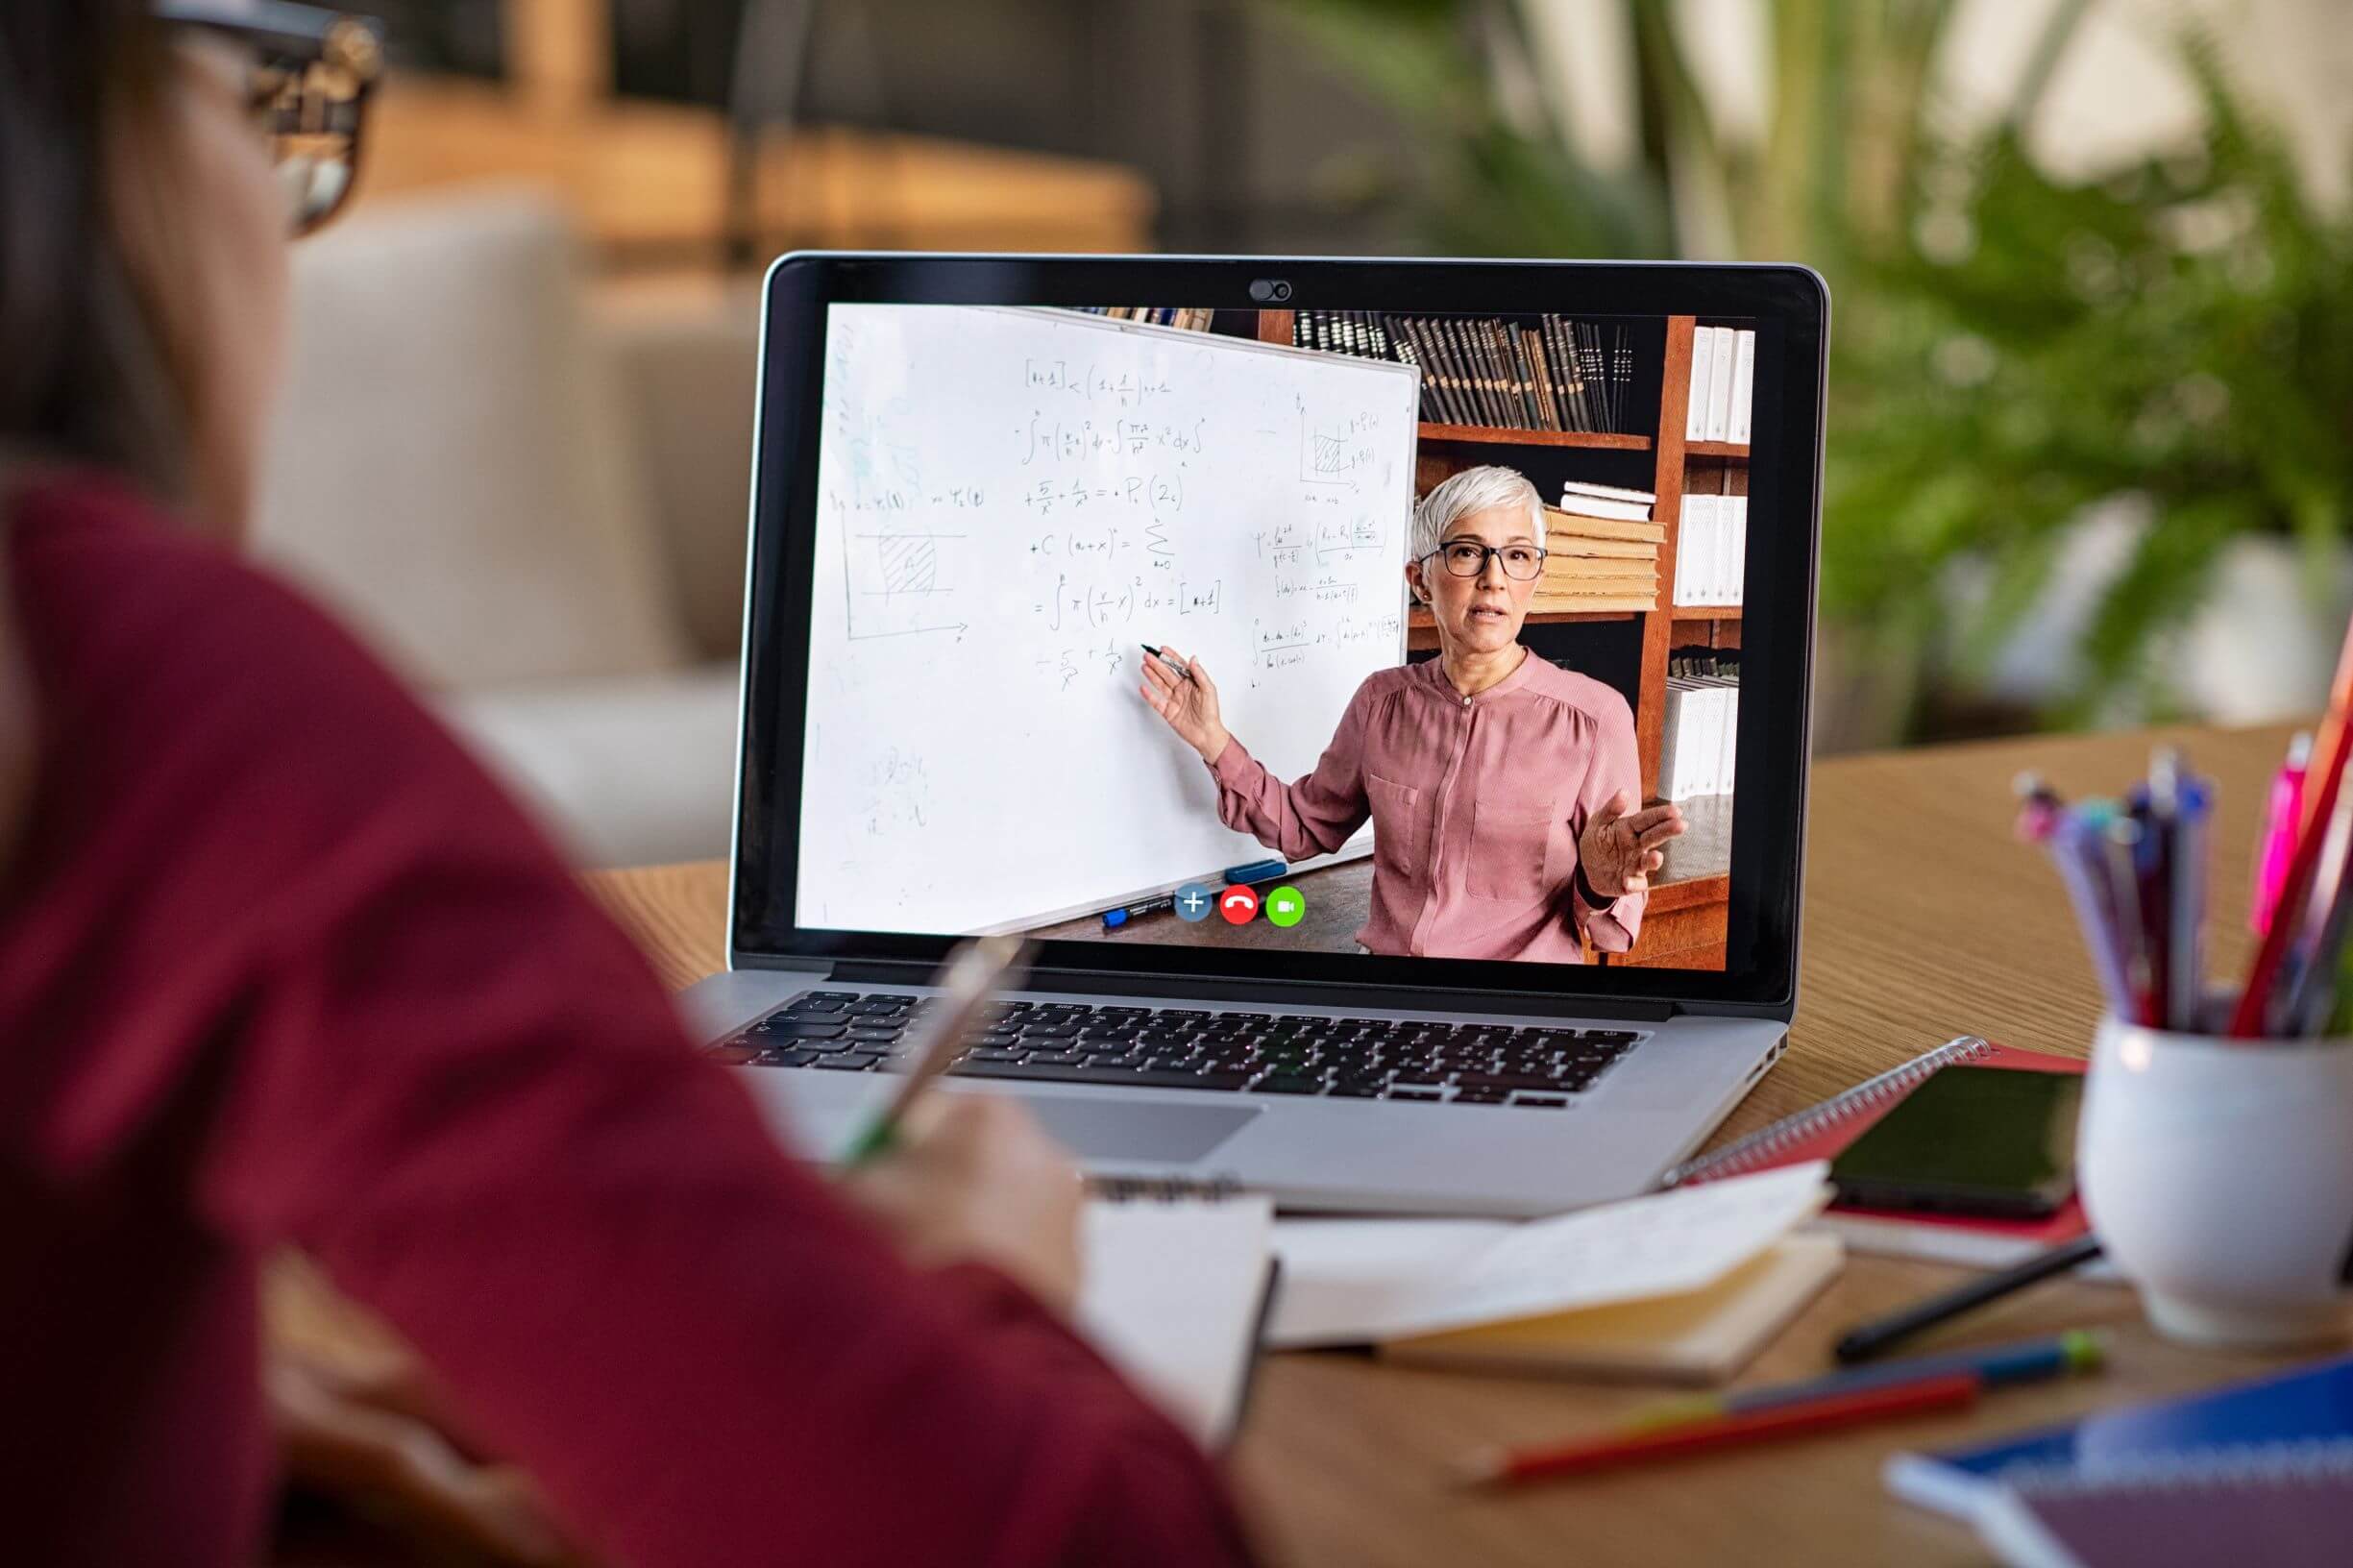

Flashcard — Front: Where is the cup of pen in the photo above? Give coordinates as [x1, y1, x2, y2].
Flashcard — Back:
[2080, 996, 2353, 1351]
[2022, 738, 2353, 1352]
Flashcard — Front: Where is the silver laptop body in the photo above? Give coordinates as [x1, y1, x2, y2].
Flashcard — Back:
[684, 254, 1827, 1217]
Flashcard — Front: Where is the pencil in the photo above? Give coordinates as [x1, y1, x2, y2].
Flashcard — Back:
[837, 934, 1032, 1166]
[1455, 1375, 1982, 1487]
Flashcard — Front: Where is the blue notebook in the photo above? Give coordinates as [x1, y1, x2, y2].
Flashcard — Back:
[1886, 1354, 2353, 1520]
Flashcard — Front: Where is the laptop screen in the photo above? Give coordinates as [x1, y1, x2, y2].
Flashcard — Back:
[779, 297, 1787, 985]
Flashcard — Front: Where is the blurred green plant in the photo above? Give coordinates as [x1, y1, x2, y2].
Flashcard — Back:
[1280, 0, 2353, 734]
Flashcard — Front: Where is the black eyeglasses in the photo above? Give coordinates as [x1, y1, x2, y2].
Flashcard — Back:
[1421, 539, 1549, 581]
[155, 2, 385, 235]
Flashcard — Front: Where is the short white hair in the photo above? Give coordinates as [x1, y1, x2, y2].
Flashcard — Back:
[1411, 465, 1545, 561]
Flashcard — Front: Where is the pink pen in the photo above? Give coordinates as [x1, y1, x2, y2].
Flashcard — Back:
[2252, 732, 2314, 934]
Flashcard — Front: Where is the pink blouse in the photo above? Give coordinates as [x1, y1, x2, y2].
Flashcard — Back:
[1210, 652, 1643, 961]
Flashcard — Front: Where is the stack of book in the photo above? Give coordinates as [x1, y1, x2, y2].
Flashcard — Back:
[1293, 310, 1638, 434]
[1685, 326, 1755, 444]
[1536, 480, 1661, 614]
[1672, 492, 1747, 607]
[1657, 647, 1740, 802]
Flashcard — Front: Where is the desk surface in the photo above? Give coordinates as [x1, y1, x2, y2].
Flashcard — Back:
[584, 719, 2323, 1566]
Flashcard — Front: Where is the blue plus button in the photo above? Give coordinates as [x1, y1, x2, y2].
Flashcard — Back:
[1173, 882, 1215, 922]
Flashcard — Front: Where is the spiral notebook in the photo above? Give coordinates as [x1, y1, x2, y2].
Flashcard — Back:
[1973, 1444, 2353, 1568]
[1077, 1177, 1278, 1451]
[1661, 1035, 2091, 1267]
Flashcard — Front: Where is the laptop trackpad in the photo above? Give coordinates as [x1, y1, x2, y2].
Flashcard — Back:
[1012, 1095, 1261, 1164]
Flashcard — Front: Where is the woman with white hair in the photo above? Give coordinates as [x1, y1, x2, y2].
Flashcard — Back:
[1140, 464, 1686, 961]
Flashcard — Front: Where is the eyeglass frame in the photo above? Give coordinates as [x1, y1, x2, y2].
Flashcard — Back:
[1414, 537, 1551, 582]
[154, 2, 386, 235]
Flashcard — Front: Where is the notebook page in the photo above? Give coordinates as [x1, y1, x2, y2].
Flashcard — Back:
[1077, 1195, 1276, 1449]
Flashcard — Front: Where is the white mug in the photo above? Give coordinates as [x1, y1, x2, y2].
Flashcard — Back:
[2080, 1010, 2353, 1349]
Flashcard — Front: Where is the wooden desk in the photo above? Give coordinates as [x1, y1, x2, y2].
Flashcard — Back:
[584, 719, 2320, 1566]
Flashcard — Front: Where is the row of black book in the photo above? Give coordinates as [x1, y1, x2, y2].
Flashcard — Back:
[1291, 310, 1638, 435]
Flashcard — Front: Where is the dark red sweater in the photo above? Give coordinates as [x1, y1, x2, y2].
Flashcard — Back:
[0, 477, 1255, 1567]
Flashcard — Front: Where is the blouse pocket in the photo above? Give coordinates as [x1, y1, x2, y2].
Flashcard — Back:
[1467, 795, 1558, 902]
[1364, 772, 1426, 881]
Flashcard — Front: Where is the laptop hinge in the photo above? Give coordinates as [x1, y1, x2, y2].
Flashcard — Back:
[821, 958, 1677, 1022]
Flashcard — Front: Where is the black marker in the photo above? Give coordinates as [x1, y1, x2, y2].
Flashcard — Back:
[1140, 644, 1198, 683]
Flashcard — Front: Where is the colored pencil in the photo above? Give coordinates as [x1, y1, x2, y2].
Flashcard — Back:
[2235, 615, 2353, 1036]
[1456, 1375, 1981, 1487]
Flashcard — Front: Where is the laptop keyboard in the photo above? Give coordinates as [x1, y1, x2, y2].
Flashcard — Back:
[716, 992, 1646, 1107]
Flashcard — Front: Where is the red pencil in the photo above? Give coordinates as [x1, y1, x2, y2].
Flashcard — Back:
[1455, 1373, 1983, 1488]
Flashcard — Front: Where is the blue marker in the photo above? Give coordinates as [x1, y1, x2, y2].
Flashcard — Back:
[1103, 894, 1177, 930]
[1223, 859, 1288, 887]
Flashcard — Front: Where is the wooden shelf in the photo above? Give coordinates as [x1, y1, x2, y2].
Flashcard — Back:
[1672, 604, 1743, 620]
[1416, 423, 1652, 452]
[1685, 440, 1751, 458]
[1407, 605, 1641, 649]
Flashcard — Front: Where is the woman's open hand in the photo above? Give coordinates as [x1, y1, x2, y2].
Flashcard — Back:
[1138, 646, 1230, 766]
[1578, 790, 1687, 900]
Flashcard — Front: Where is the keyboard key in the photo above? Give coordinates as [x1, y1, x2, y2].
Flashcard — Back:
[1328, 1082, 1385, 1097]
[756, 1019, 848, 1040]
[805, 991, 859, 1002]
[1385, 1088, 1442, 1101]
[1514, 1094, 1569, 1109]
[753, 1047, 819, 1067]
[963, 1047, 1024, 1063]
[1251, 1076, 1325, 1095]
[1025, 1051, 1085, 1066]
[951, 1060, 1251, 1091]
[1454, 1073, 1572, 1094]
[814, 1053, 882, 1071]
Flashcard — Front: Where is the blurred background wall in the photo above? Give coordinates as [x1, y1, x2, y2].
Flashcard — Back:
[265, 0, 2350, 861]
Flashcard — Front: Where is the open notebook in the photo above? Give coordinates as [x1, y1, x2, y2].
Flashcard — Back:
[1076, 1183, 1278, 1450]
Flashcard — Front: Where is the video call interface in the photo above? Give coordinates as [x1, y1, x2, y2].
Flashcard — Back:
[795, 303, 1762, 972]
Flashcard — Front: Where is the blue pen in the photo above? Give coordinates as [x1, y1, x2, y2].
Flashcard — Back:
[1627, 1332, 2105, 1430]
[2047, 808, 2134, 1017]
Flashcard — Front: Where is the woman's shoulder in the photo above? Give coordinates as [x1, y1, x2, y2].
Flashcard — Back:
[1518, 657, 1634, 727]
[10, 471, 546, 875]
[13, 472, 428, 735]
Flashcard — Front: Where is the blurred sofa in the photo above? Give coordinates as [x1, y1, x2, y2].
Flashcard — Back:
[251, 188, 759, 867]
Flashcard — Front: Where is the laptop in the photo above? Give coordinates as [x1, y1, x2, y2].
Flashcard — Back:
[681, 255, 1828, 1216]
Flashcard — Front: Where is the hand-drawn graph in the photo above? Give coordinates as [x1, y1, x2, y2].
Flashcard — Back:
[1297, 395, 1390, 491]
[845, 527, 972, 641]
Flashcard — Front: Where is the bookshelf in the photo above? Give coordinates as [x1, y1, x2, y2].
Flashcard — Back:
[1257, 308, 1741, 968]
[1415, 424, 1652, 452]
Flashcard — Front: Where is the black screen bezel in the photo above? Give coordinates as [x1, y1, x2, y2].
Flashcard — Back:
[733, 255, 1826, 1017]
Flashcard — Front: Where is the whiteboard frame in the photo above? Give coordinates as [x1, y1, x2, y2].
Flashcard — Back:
[800, 302, 1418, 937]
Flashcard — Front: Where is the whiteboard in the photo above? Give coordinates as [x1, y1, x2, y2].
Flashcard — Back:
[797, 306, 1418, 935]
